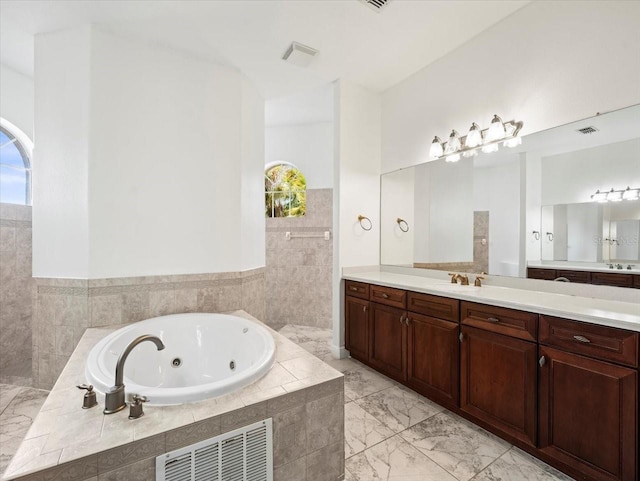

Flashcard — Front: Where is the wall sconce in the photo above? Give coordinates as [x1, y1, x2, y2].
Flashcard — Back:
[591, 187, 639, 203]
[429, 114, 523, 162]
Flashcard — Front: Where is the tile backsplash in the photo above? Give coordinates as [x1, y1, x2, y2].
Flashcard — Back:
[0, 203, 33, 385]
[265, 189, 333, 329]
[32, 269, 265, 389]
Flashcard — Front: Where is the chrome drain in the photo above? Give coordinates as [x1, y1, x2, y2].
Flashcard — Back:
[171, 358, 182, 368]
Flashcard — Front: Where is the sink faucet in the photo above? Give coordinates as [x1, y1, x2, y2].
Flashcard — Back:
[104, 334, 165, 414]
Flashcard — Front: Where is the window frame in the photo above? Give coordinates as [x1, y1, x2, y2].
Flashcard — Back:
[0, 124, 32, 205]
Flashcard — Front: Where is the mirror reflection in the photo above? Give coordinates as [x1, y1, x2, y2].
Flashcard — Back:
[380, 104, 640, 286]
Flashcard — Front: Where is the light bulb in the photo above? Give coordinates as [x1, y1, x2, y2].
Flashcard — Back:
[607, 189, 623, 202]
[462, 150, 477, 158]
[481, 143, 499, 154]
[445, 153, 460, 163]
[503, 136, 522, 148]
[622, 187, 639, 201]
[466, 123, 482, 148]
[429, 136, 444, 159]
[445, 130, 461, 155]
[591, 190, 608, 202]
[486, 114, 506, 142]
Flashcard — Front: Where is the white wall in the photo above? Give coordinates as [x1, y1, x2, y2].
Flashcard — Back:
[265, 122, 333, 189]
[333, 79, 381, 355]
[474, 160, 521, 275]
[33, 26, 265, 278]
[541, 138, 640, 206]
[381, 1, 640, 173]
[380, 168, 414, 266]
[0, 63, 34, 140]
[33, 26, 91, 278]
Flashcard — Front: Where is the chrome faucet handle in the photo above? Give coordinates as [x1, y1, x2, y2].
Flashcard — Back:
[448, 273, 459, 284]
[128, 394, 149, 419]
[77, 384, 98, 409]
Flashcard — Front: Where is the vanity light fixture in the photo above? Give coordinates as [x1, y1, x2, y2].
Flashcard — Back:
[486, 114, 507, 142]
[428, 115, 523, 161]
[429, 136, 444, 159]
[622, 186, 640, 201]
[591, 187, 640, 202]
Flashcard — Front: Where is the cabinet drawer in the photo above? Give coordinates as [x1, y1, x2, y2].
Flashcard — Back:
[590, 271, 634, 288]
[370, 285, 406, 309]
[345, 280, 369, 300]
[556, 270, 591, 284]
[407, 292, 459, 322]
[461, 302, 537, 342]
[527, 268, 557, 280]
[540, 315, 639, 368]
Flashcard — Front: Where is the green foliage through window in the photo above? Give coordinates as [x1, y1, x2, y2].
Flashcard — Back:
[265, 163, 306, 217]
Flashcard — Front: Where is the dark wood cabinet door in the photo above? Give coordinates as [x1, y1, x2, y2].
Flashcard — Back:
[590, 272, 634, 288]
[538, 346, 637, 481]
[345, 296, 370, 361]
[369, 302, 406, 381]
[460, 326, 537, 446]
[406, 312, 459, 408]
[527, 267, 557, 280]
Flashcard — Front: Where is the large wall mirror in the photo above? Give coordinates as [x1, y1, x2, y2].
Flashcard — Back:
[380, 104, 640, 286]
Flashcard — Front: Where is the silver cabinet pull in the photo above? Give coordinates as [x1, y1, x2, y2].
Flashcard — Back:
[486, 317, 500, 323]
[362, 305, 367, 313]
[399, 315, 404, 324]
[349, 286, 358, 292]
[539, 356, 546, 367]
[405, 317, 410, 326]
[459, 333, 464, 342]
[382, 293, 389, 299]
[573, 335, 591, 343]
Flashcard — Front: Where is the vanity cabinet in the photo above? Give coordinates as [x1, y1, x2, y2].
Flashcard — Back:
[460, 302, 538, 447]
[406, 292, 460, 409]
[527, 267, 639, 288]
[369, 302, 406, 381]
[345, 281, 370, 361]
[538, 316, 638, 481]
[343, 279, 639, 481]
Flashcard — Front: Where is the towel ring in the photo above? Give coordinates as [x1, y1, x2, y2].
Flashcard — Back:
[532, 230, 540, 241]
[396, 218, 409, 233]
[546, 232, 554, 241]
[357, 215, 372, 231]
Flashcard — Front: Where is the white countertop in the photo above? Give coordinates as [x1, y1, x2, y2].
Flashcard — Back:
[527, 262, 640, 274]
[344, 271, 640, 332]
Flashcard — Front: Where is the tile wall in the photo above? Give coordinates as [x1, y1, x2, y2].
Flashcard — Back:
[265, 189, 333, 329]
[32, 269, 265, 389]
[0, 203, 33, 385]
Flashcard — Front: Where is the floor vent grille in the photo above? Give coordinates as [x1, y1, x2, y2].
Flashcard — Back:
[157, 419, 272, 481]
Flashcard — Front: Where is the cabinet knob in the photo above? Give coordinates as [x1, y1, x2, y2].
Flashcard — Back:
[349, 286, 358, 292]
[538, 355, 546, 367]
[486, 317, 500, 323]
[573, 335, 591, 343]
[382, 293, 389, 299]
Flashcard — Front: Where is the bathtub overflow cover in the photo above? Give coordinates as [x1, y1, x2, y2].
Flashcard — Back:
[171, 358, 182, 368]
[229, 360, 236, 371]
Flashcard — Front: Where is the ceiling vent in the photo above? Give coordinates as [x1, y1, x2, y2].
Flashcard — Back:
[359, 0, 391, 12]
[576, 126, 599, 135]
[282, 42, 318, 68]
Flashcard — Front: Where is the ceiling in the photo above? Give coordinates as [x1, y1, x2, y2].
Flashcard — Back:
[0, 0, 529, 100]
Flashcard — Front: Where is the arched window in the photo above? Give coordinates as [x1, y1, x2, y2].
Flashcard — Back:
[265, 162, 306, 217]
[0, 123, 32, 205]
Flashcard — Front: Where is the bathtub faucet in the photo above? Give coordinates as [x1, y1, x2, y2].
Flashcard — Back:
[104, 334, 165, 414]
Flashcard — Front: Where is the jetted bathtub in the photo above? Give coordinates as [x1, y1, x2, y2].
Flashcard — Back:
[85, 313, 276, 405]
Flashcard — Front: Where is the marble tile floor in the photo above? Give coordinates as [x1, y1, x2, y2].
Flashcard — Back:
[278, 324, 575, 481]
[0, 384, 49, 477]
